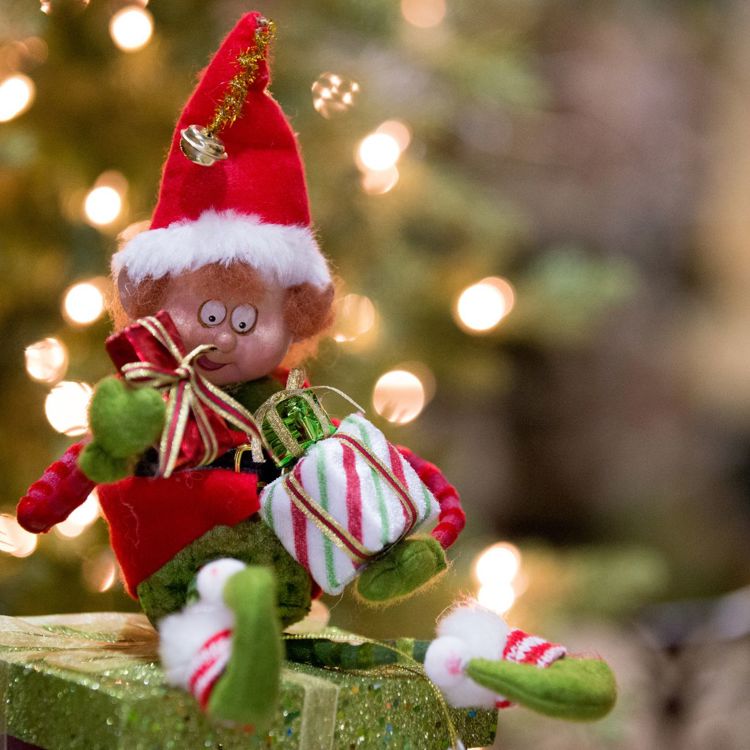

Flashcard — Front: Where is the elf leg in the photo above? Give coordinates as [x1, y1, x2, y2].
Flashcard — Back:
[159, 558, 283, 731]
[208, 564, 282, 728]
[423, 601, 617, 721]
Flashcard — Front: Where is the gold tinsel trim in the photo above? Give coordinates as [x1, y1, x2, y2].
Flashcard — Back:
[206, 18, 276, 136]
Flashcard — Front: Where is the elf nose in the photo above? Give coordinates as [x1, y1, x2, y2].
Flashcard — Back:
[213, 330, 236, 352]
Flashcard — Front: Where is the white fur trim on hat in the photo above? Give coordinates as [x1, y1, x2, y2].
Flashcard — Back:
[112, 209, 331, 289]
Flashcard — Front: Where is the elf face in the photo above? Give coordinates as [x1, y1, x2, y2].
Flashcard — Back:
[160, 265, 294, 386]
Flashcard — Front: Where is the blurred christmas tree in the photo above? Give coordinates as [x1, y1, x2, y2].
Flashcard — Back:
[4, 0, 745, 638]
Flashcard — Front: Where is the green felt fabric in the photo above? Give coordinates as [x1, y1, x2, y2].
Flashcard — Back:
[78, 441, 134, 484]
[137, 518, 312, 627]
[209, 565, 283, 730]
[466, 656, 617, 721]
[78, 377, 165, 482]
[89, 376, 165, 457]
[356, 536, 447, 603]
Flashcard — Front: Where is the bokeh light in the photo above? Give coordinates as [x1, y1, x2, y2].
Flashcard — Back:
[333, 293, 377, 343]
[24, 337, 69, 384]
[376, 120, 412, 152]
[0, 74, 35, 123]
[0, 514, 38, 558]
[455, 276, 515, 333]
[401, 0, 447, 28]
[373, 369, 427, 424]
[40, 0, 90, 15]
[62, 279, 106, 326]
[474, 542, 521, 585]
[477, 581, 516, 615]
[361, 165, 400, 195]
[357, 132, 402, 172]
[475, 542, 523, 615]
[83, 549, 117, 593]
[118, 219, 150, 245]
[109, 6, 154, 52]
[44, 381, 93, 436]
[55, 490, 100, 539]
[83, 173, 126, 226]
[311, 72, 360, 118]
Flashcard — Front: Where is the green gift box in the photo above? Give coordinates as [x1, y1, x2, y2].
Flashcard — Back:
[0, 613, 497, 750]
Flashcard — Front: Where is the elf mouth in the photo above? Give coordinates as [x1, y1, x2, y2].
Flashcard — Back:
[197, 356, 227, 371]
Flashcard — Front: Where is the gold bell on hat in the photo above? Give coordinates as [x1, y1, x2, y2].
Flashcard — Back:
[179, 124, 228, 166]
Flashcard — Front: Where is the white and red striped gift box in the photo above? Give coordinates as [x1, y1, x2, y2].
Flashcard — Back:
[260, 413, 439, 594]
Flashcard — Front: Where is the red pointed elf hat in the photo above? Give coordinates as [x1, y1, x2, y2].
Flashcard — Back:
[112, 12, 330, 289]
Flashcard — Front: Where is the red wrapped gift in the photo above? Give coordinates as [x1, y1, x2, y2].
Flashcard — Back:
[105, 310, 260, 477]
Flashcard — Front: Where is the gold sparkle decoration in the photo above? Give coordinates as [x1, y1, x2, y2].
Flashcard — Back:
[180, 17, 276, 166]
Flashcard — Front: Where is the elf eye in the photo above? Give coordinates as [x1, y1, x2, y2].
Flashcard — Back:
[230, 304, 258, 335]
[198, 300, 226, 327]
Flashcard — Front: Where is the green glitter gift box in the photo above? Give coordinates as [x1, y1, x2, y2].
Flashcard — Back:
[0, 613, 497, 750]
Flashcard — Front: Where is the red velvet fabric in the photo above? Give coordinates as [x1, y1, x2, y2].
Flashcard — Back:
[398, 445, 466, 550]
[16, 441, 94, 534]
[150, 11, 311, 231]
[97, 469, 260, 597]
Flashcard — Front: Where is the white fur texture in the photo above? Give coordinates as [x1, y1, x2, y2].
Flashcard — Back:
[424, 601, 510, 709]
[112, 209, 331, 288]
[158, 601, 234, 689]
[195, 558, 246, 604]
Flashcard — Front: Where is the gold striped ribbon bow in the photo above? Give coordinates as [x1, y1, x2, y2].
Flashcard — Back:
[120, 315, 262, 478]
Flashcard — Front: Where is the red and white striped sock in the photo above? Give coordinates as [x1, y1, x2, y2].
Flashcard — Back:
[495, 628, 567, 709]
[187, 628, 233, 709]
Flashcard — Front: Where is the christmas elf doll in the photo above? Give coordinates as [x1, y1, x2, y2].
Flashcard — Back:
[17, 11, 616, 734]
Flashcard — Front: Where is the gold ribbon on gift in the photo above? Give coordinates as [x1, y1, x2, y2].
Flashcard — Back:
[252, 368, 364, 466]
[0, 612, 159, 673]
[0, 614, 337, 750]
[122, 315, 263, 478]
[283, 630, 462, 749]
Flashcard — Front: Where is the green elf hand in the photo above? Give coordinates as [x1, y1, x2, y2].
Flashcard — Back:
[356, 536, 447, 603]
[78, 376, 165, 483]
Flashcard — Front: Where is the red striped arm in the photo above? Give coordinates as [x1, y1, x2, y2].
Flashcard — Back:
[397, 445, 465, 550]
[16, 441, 95, 533]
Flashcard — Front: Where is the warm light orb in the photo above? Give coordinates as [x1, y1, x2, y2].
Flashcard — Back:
[357, 132, 401, 172]
[40, 0, 90, 15]
[376, 120, 412, 152]
[311, 72, 360, 118]
[477, 581, 516, 615]
[333, 293, 377, 343]
[109, 6, 154, 52]
[56, 490, 100, 538]
[63, 280, 106, 325]
[24, 337, 69, 384]
[455, 277, 515, 333]
[83, 549, 118, 593]
[0, 74, 35, 123]
[0, 514, 38, 558]
[84, 185, 123, 226]
[401, 0, 447, 28]
[474, 542, 521, 586]
[373, 369, 426, 424]
[361, 165, 400, 195]
[44, 381, 93, 436]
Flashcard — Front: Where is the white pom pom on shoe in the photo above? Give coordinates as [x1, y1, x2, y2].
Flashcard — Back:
[195, 558, 247, 604]
[424, 600, 511, 709]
